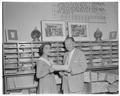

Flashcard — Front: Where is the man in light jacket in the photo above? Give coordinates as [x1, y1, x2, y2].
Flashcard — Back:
[60, 37, 87, 94]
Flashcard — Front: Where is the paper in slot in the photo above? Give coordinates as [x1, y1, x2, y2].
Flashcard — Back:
[4, 49, 17, 53]
[81, 47, 90, 50]
[22, 64, 33, 71]
[102, 46, 111, 49]
[91, 72, 98, 81]
[92, 46, 101, 50]
[5, 54, 18, 58]
[84, 71, 91, 82]
[98, 72, 106, 81]
[52, 64, 68, 71]
[92, 62, 102, 66]
[5, 70, 17, 74]
[5, 64, 17, 68]
[19, 44, 31, 48]
[112, 58, 118, 61]
[4, 45, 17, 48]
[92, 58, 102, 62]
[20, 53, 32, 57]
[19, 58, 32, 62]
[5, 59, 18, 63]
[51, 43, 63, 47]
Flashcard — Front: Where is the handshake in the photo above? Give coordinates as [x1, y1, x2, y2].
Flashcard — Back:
[49, 64, 71, 73]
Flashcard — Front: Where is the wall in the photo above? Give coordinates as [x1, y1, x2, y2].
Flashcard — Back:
[3, 2, 118, 42]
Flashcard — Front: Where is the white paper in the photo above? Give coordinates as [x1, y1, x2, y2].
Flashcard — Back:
[52, 64, 68, 71]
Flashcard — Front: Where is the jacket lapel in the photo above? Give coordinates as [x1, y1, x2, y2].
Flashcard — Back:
[69, 49, 77, 68]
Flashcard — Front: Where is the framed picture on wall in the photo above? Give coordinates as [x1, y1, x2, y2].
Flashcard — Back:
[68, 22, 88, 41]
[41, 20, 66, 42]
[6, 29, 18, 42]
[109, 31, 117, 40]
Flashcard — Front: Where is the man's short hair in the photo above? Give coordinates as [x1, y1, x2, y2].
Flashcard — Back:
[65, 36, 75, 42]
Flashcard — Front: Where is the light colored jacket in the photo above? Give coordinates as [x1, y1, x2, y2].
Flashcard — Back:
[62, 48, 87, 93]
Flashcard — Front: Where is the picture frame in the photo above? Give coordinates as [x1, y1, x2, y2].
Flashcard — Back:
[68, 22, 88, 41]
[6, 29, 18, 42]
[109, 31, 117, 40]
[41, 20, 66, 42]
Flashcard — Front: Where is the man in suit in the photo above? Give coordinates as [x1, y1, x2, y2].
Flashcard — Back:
[60, 37, 88, 94]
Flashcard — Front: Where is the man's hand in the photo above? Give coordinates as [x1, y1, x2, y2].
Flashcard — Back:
[59, 72, 64, 76]
[67, 68, 71, 73]
[49, 67, 55, 73]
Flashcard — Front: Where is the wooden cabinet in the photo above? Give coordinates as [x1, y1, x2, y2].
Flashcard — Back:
[3, 41, 118, 94]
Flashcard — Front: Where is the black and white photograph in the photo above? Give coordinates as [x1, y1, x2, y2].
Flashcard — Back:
[68, 22, 88, 41]
[6, 29, 18, 42]
[1, 1, 119, 94]
[41, 20, 66, 41]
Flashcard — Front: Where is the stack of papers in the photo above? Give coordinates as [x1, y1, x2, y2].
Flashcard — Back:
[92, 58, 102, 62]
[91, 82, 109, 93]
[14, 76, 37, 88]
[82, 47, 90, 50]
[5, 64, 17, 68]
[4, 45, 17, 48]
[4, 49, 17, 53]
[32, 49, 39, 52]
[6, 70, 17, 74]
[20, 53, 32, 57]
[108, 81, 118, 92]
